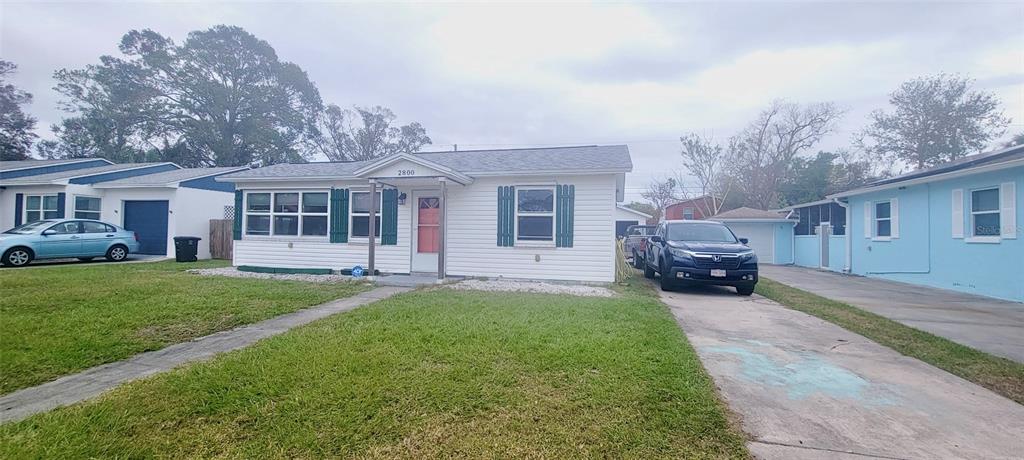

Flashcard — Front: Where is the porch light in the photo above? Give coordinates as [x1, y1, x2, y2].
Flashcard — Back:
[398, 192, 407, 205]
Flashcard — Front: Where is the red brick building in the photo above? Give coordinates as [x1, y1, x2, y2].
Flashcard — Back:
[664, 196, 712, 220]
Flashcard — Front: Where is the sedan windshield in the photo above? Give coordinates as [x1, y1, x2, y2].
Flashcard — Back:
[3, 220, 56, 235]
[667, 223, 737, 243]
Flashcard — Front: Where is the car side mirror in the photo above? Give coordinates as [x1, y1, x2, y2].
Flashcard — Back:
[739, 237, 749, 244]
[42, 229, 56, 236]
[650, 235, 663, 243]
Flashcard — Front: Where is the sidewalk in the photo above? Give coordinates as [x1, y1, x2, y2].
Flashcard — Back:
[660, 285, 1024, 459]
[0, 286, 409, 424]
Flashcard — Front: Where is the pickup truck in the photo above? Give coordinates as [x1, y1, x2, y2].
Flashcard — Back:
[623, 224, 655, 269]
[644, 220, 758, 295]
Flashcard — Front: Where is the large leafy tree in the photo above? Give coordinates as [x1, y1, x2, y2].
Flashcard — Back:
[47, 25, 323, 166]
[777, 151, 876, 206]
[858, 74, 1010, 170]
[0, 61, 38, 160]
[310, 104, 431, 161]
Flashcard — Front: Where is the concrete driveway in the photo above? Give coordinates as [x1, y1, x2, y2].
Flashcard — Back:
[660, 285, 1024, 459]
[761, 265, 1024, 363]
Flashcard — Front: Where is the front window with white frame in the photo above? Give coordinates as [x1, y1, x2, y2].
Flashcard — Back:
[970, 187, 1000, 237]
[516, 187, 555, 241]
[74, 196, 101, 220]
[245, 191, 328, 237]
[874, 201, 891, 237]
[350, 191, 381, 238]
[25, 195, 60, 223]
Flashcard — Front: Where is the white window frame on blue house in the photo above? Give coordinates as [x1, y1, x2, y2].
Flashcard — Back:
[967, 186, 1001, 243]
[873, 200, 892, 241]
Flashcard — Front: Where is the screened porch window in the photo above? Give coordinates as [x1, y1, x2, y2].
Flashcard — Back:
[516, 188, 555, 241]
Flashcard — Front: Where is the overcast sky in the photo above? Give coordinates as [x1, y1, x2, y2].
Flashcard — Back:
[2, 1, 1022, 201]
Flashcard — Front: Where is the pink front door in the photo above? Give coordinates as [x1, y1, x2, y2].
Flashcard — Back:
[417, 197, 440, 253]
[412, 194, 440, 272]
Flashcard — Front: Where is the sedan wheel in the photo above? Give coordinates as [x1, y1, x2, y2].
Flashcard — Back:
[106, 245, 128, 262]
[3, 248, 32, 267]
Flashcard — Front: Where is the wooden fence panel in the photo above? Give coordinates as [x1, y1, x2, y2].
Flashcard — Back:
[209, 219, 234, 260]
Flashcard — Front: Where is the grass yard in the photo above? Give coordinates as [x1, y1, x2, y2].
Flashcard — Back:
[757, 278, 1024, 405]
[0, 282, 748, 458]
[0, 260, 368, 394]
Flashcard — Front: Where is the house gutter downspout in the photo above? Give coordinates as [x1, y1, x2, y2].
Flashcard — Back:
[832, 198, 851, 273]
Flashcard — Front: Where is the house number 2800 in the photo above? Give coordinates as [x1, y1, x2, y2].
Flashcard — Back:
[397, 169, 415, 176]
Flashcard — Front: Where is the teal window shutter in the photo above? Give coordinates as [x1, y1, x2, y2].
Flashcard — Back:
[232, 191, 243, 240]
[497, 186, 514, 246]
[556, 184, 575, 247]
[330, 188, 349, 243]
[381, 189, 398, 245]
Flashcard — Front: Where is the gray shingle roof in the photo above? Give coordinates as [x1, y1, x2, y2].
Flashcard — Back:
[92, 167, 247, 187]
[865, 144, 1024, 188]
[711, 207, 793, 220]
[219, 145, 632, 180]
[0, 163, 170, 185]
[0, 158, 109, 172]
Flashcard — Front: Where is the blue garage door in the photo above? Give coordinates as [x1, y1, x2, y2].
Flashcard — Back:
[123, 200, 169, 255]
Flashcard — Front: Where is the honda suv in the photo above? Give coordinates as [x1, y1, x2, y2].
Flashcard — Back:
[644, 220, 758, 295]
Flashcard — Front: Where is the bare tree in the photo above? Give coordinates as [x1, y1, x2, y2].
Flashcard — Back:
[726, 100, 844, 209]
[678, 133, 731, 216]
[310, 104, 431, 161]
[857, 74, 1010, 170]
[640, 177, 679, 222]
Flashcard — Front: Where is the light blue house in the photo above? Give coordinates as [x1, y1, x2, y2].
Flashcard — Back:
[833, 145, 1022, 302]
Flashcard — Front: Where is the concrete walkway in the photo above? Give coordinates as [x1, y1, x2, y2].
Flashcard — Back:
[761, 265, 1024, 363]
[660, 285, 1024, 459]
[0, 286, 409, 424]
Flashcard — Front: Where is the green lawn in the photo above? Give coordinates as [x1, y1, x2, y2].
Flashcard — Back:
[0, 282, 748, 458]
[757, 278, 1024, 405]
[0, 260, 367, 394]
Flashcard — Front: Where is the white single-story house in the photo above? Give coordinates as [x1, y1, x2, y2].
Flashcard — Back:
[709, 207, 796, 265]
[614, 204, 653, 237]
[217, 145, 633, 282]
[0, 158, 245, 259]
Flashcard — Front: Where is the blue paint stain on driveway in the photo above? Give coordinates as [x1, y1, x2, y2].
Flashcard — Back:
[702, 344, 899, 405]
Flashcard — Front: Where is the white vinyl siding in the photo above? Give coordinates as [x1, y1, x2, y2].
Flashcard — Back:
[446, 175, 616, 282]
[231, 175, 618, 282]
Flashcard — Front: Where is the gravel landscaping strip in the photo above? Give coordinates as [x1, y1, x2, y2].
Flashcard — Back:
[188, 267, 357, 283]
[447, 279, 615, 297]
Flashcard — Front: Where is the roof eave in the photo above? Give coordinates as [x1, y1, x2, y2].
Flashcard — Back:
[829, 157, 1024, 199]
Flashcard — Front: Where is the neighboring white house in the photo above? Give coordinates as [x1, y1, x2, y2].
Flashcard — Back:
[0, 159, 245, 259]
[217, 145, 633, 282]
[614, 204, 652, 237]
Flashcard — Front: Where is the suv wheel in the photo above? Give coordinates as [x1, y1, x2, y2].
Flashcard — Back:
[659, 259, 674, 291]
[2, 247, 33, 267]
[632, 251, 643, 269]
[643, 256, 655, 279]
[737, 286, 754, 296]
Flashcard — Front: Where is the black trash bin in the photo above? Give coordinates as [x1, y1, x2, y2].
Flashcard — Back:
[173, 236, 201, 262]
